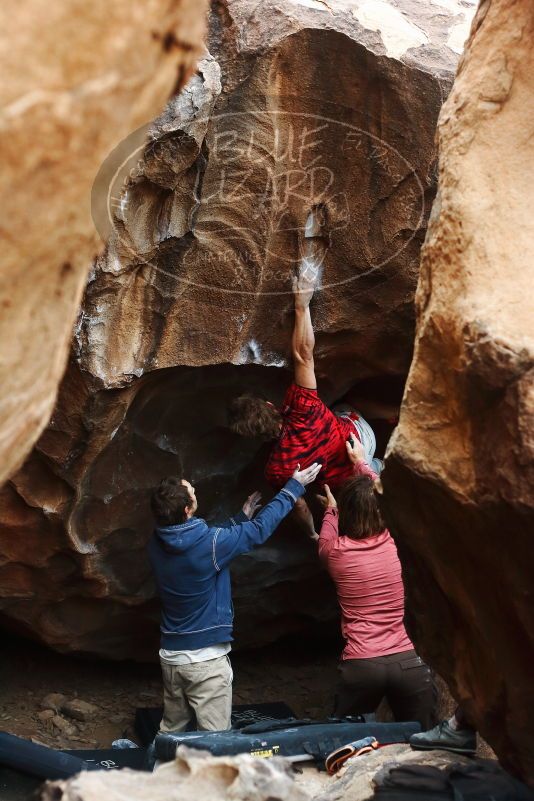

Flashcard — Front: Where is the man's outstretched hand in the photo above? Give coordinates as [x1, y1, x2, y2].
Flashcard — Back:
[242, 491, 262, 519]
[292, 462, 322, 486]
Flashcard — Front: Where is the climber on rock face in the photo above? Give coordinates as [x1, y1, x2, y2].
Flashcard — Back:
[229, 261, 383, 537]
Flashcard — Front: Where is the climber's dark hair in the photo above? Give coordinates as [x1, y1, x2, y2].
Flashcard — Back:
[338, 476, 385, 540]
[228, 395, 282, 440]
[151, 477, 192, 526]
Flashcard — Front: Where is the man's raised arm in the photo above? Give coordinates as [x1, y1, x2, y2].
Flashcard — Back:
[292, 265, 318, 390]
[218, 492, 262, 528]
[213, 463, 321, 570]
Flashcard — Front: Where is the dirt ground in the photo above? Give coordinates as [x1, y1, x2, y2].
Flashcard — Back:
[0, 633, 492, 763]
[0, 634, 342, 751]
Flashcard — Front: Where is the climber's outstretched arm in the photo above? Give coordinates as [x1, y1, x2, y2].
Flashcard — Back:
[292, 268, 317, 390]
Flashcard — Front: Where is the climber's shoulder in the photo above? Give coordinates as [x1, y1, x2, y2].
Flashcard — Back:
[282, 382, 323, 416]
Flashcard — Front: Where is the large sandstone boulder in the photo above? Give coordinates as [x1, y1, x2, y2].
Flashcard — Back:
[382, 0, 534, 786]
[0, 0, 476, 658]
[0, 0, 207, 487]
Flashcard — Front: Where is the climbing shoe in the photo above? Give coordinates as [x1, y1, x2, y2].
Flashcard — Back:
[409, 720, 477, 755]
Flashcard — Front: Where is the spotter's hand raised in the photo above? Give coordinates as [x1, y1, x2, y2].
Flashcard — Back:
[292, 462, 322, 486]
[346, 433, 365, 465]
[242, 491, 262, 519]
[317, 483, 337, 510]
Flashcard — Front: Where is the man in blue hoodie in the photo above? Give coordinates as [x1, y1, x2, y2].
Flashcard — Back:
[149, 461, 321, 733]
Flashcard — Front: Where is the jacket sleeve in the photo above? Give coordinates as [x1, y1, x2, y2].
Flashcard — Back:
[212, 479, 305, 571]
[218, 510, 249, 528]
[318, 508, 339, 561]
[353, 458, 378, 480]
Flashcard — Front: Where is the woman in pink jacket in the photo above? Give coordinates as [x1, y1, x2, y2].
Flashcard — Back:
[317, 437, 436, 728]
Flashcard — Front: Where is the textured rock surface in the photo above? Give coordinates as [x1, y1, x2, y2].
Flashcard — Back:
[40, 745, 479, 801]
[0, 0, 476, 658]
[382, 0, 534, 786]
[315, 744, 472, 801]
[41, 746, 309, 801]
[0, 0, 208, 487]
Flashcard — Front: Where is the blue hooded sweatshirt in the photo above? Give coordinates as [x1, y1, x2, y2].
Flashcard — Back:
[148, 478, 305, 651]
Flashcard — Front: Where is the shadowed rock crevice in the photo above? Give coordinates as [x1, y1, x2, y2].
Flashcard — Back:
[0, 362, 402, 660]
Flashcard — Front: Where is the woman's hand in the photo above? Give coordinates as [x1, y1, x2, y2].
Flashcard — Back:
[346, 433, 365, 465]
[317, 483, 337, 510]
[242, 491, 262, 519]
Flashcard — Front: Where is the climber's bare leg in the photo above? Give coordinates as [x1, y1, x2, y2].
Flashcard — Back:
[293, 497, 318, 540]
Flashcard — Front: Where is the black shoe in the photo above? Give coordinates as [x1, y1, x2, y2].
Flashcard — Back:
[410, 720, 477, 755]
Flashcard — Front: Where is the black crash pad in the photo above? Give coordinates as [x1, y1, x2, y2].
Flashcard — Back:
[0, 767, 41, 801]
[155, 719, 421, 762]
[134, 701, 296, 746]
[65, 747, 149, 771]
[0, 742, 149, 801]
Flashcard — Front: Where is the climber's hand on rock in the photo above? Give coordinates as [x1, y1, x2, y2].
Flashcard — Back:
[242, 491, 262, 519]
[292, 462, 321, 486]
[317, 483, 337, 510]
[346, 433, 365, 465]
[292, 262, 318, 309]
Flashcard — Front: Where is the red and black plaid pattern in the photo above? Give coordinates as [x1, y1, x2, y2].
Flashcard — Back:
[264, 384, 360, 489]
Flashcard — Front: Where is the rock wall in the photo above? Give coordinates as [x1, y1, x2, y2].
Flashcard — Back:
[0, 0, 476, 658]
[0, 0, 208, 487]
[382, 0, 534, 786]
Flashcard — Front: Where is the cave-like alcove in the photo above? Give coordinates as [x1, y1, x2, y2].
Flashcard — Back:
[58, 363, 405, 659]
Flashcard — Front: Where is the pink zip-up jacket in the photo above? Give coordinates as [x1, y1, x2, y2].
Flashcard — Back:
[318, 460, 413, 660]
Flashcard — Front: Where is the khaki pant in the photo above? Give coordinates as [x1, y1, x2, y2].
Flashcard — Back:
[159, 655, 233, 732]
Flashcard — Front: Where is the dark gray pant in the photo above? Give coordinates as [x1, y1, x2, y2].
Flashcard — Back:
[454, 706, 476, 732]
[334, 649, 437, 730]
